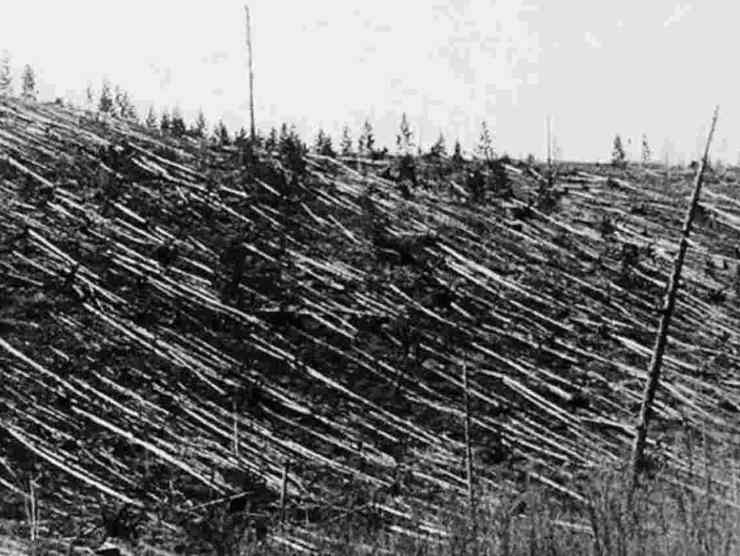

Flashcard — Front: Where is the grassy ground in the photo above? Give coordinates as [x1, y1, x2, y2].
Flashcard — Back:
[4, 438, 740, 554]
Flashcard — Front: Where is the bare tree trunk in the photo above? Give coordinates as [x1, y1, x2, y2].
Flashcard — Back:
[629, 106, 719, 495]
[463, 365, 474, 513]
[280, 461, 289, 525]
[546, 115, 554, 188]
[245, 4, 256, 142]
[232, 399, 239, 457]
[546, 115, 552, 169]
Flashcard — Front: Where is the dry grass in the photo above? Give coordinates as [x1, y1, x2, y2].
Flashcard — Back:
[297, 459, 740, 556]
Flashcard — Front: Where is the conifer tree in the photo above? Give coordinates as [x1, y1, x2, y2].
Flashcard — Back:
[278, 123, 291, 151]
[396, 113, 414, 155]
[358, 120, 375, 157]
[145, 106, 157, 129]
[113, 85, 124, 117]
[191, 109, 207, 138]
[314, 128, 326, 152]
[340, 125, 353, 156]
[430, 133, 447, 157]
[116, 88, 137, 120]
[265, 127, 278, 152]
[170, 107, 187, 137]
[21, 64, 37, 101]
[452, 140, 464, 165]
[0, 51, 12, 96]
[98, 80, 113, 113]
[641, 133, 651, 165]
[279, 124, 307, 174]
[235, 127, 248, 146]
[612, 134, 626, 167]
[160, 110, 171, 134]
[476, 121, 494, 161]
[85, 83, 94, 108]
[214, 120, 230, 145]
[315, 128, 335, 157]
[126, 96, 138, 120]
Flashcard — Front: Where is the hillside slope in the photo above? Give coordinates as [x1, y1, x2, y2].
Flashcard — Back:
[1, 98, 740, 552]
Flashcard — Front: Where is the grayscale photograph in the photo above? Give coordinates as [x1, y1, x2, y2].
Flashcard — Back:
[0, 1, 738, 554]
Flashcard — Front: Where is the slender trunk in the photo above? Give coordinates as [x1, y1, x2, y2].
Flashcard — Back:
[245, 4, 256, 142]
[463, 365, 474, 513]
[232, 399, 239, 457]
[280, 461, 289, 525]
[546, 116, 553, 187]
[629, 106, 719, 494]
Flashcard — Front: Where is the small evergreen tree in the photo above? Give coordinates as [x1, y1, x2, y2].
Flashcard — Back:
[612, 134, 626, 167]
[430, 133, 447, 157]
[315, 128, 335, 157]
[641, 133, 651, 165]
[145, 106, 157, 129]
[113, 85, 124, 117]
[170, 107, 187, 137]
[396, 113, 414, 155]
[278, 123, 291, 151]
[85, 83, 94, 108]
[452, 140, 464, 165]
[191, 109, 207, 138]
[265, 127, 278, 152]
[358, 120, 376, 157]
[280, 124, 307, 174]
[340, 125, 353, 156]
[476, 121, 494, 161]
[111, 86, 135, 119]
[0, 51, 12, 96]
[21, 64, 37, 101]
[160, 110, 171, 134]
[235, 127, 255, 164]
[127, 97, 138, 120]
[468, 169, 485, 203]
[489, 158, 511, 198]
[235, 126, 248, 146]
[214, 120, 230, 145]
[314, 128, 326, 153]
[99, 80, 113, 113]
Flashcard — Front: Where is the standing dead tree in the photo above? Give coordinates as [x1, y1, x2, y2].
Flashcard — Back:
[245, 4, 256, 142]
[629, 106, 719, 494]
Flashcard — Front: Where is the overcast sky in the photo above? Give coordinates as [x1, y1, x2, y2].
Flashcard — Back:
[0, 0, 734, 162]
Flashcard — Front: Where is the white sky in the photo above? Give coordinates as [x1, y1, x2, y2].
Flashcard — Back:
[0, 0, 735, 162]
